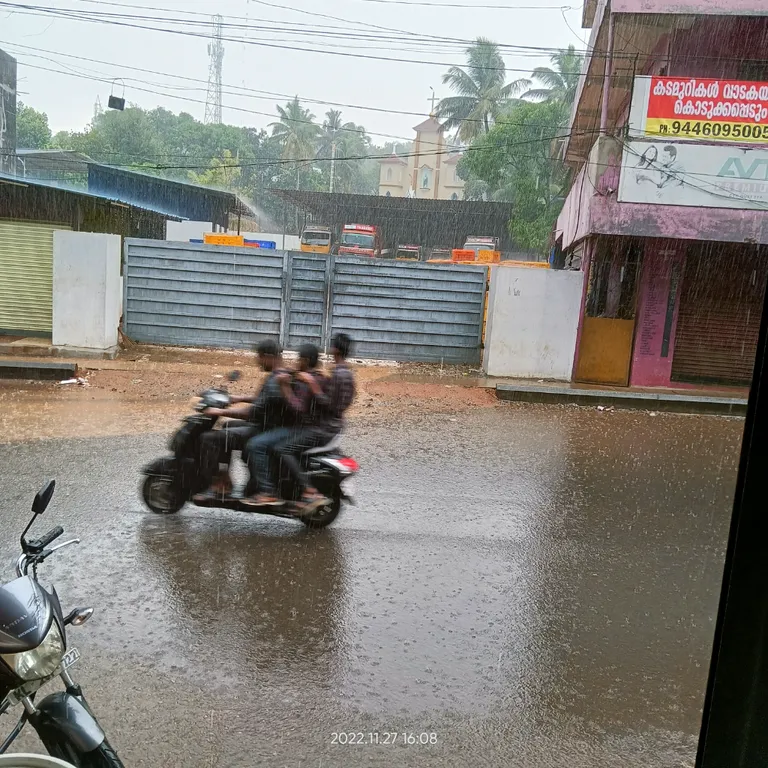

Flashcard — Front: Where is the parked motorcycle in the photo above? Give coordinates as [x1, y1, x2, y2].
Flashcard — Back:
[0, 481, 124, 768]
[140, 371, 359, 528]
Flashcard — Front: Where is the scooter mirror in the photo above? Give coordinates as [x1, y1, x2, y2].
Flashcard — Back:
[32, 479, 55, 515]
[228, 370, 242, 382]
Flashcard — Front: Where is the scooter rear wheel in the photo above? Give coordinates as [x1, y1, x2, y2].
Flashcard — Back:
[300, 494, 341, 529]
[141, 475, 185, 514]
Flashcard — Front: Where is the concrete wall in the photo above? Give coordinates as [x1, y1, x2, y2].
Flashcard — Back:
[483, 266, 584, 380]
[254, 233, 300, 250]
[166, 220, 213, 242]
[612, 0, 767, 13]
[52, 231, 121, 351]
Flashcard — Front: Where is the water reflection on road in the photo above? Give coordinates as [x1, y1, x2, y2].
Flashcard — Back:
[0, 405, 742, 767]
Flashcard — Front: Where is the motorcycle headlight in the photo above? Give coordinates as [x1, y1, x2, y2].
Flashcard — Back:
[1, 622, 65, 681]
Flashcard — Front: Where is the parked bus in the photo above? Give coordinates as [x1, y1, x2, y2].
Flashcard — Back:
[300, 226, 332, 254]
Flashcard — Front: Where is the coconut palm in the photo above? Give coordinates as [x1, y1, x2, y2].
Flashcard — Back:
[523, 45, 583, 107]
[317, 109, 369, 192]
[269, 96, 320, 182]
[436, 37, 528, 142]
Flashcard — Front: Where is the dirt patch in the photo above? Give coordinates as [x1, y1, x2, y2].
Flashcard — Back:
[0, 352, 498, 443]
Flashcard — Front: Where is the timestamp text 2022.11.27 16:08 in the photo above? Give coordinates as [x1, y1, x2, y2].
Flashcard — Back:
[331, 732, 439, 746]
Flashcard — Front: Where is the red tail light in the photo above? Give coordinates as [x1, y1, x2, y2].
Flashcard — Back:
[338, 457, 359, 472]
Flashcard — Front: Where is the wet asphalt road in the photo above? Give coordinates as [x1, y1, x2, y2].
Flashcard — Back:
[0, 405, 744, 767]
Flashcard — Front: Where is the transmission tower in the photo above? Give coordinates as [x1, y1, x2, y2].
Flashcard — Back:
[204, 15, 224, 125]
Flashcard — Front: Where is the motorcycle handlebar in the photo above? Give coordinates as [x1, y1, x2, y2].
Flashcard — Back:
[37, 526, 64, 549]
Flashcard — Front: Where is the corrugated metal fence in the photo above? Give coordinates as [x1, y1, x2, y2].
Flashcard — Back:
[124, 239, 486, 364]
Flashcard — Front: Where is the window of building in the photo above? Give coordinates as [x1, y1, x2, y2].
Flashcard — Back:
[385, 191, 391, 197]
[386, 167, 392, 182]
[454, 168, 460, 183]
[451, 192, 458, 201]
[739, 60, 768, 81]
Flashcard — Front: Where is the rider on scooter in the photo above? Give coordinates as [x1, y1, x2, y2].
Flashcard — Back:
[274, 333, 356, 507]
[193, 339, 289, 503]
[242, 343, 327, 509]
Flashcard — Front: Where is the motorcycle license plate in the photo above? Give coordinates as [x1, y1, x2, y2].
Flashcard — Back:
[61, 647, 81, 670]
[341, 478, 356, 499]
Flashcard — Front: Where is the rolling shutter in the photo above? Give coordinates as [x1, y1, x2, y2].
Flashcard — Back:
[0, 220, 70, 334]
[671, 244, 767, 386]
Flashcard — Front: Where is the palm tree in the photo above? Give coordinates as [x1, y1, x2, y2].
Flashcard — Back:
[318, 109, 343, 158]
[523, 45, 583, 107]
[317, 109, 369, 193]
[269, 97, 320, 188]
[436, 37, 528, 142]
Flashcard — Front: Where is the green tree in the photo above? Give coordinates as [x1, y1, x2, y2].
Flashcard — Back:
[317, 109, 371, 193]
[269, 97, 320, 189]
[56, 107, 161, 168]
[436, 38, 527, 142]
[461, 99, 568, 251]
[16, 102, 51, 149]
[188, 149, 242, 189]
[523, 45, 583, 107]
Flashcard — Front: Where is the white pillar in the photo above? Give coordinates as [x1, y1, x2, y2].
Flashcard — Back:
[52, 231, 121, 354]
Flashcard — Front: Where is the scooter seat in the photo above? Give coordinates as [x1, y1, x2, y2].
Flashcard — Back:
[304, 434, 342, 455]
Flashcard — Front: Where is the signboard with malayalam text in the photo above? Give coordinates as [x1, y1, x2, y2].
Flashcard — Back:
[618, 138, 768, 211]
[630, 76, 768, 144]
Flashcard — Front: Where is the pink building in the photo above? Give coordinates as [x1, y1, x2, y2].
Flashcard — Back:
[557, 0, 768, 389]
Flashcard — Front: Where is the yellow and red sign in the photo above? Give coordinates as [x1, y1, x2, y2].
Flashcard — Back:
[640, 76, 768, 144]
[203, 233, 244, 246]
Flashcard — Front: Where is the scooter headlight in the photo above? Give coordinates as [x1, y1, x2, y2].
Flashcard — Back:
[1, 622, 65, 681]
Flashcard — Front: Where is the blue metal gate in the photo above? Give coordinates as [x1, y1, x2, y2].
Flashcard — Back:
[123, 240, 486, 364]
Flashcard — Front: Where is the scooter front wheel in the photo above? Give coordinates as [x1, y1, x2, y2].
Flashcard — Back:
[141, 475, 185, 514]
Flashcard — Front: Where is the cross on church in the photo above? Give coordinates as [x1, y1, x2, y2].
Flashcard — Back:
[428, 87, 437, 115]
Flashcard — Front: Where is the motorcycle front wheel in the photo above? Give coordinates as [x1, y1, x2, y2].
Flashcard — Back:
[141, 475, 185, 514]
[45, 740, 123, 768]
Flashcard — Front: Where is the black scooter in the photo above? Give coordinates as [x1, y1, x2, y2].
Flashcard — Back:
[0, 481, 124, 767]
[140, 371, 359, 528]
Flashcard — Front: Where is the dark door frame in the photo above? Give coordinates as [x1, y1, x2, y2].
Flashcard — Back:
[697, 250, 768, 767]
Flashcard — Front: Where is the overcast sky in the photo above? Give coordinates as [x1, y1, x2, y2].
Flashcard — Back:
[2, 0, 586, 144]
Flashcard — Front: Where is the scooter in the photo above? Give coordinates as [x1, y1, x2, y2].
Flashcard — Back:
[0, 481, 124, 768]
[140, 371, 359, 528]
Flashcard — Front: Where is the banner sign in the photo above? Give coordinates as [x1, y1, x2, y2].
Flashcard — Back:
[630, 76, 768, 144]
[618, 138, 768, 210]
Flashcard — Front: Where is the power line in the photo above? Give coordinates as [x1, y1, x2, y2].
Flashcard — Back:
[1, 126, 601, 171]
[0, 2, 586, 76]
[2, 39, 570, 132]
[7, 49, 582, 152]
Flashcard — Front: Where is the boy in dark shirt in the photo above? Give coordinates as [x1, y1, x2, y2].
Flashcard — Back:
[243, 342, 324, 506]
[273, 333, 356, 512]
[194, 339, 289, 502]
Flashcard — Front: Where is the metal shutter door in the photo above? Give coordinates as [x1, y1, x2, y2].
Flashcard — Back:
[671, 245, 766, 386]
[0, 221, 69, 334]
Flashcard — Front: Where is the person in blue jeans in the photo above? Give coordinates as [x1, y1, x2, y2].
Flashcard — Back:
[193, 338, 289, 502]
[273, 333, 357, 513]
[243, 343, 325, 507]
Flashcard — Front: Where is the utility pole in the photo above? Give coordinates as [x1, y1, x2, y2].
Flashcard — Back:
[329, 141, 337, 193]
[205, 15, 224, 125]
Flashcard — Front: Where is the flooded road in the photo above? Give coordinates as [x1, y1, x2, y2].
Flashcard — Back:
[0, 403, 743, 767]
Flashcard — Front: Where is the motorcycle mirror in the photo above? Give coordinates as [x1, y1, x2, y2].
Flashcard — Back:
[32, 479, 55, 516]
[228, 370, 241, 382]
